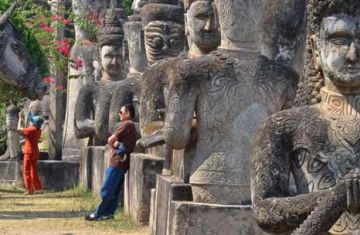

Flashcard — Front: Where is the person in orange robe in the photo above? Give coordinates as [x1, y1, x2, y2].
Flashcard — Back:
[19, 114, 43, 195]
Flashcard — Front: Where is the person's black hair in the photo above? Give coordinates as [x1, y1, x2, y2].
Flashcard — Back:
[123, 104, 135, 118]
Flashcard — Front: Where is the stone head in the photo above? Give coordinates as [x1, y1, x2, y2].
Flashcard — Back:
[98, 8, 124, 81]
[184, 0, 220, 55]
[309, 0, 360, 92]
[141, 3, 185, 64]
[213, 0, 264, 49]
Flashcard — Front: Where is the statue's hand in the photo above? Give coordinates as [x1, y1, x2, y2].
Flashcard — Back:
[339, 169, 360, 214]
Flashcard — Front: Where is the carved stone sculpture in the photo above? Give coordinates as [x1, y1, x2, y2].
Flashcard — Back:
[140, 1, 184, 66]
[63, 0, 112, 154]
[74, 9, 138, 145]
[139, 0, 220, 177]
[251, 1, 360, 234]
[0, 2, 47, 100]
[162, 0, 298, 204]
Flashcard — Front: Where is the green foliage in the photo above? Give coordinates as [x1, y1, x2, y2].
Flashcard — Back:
[121, 0, 133, 16]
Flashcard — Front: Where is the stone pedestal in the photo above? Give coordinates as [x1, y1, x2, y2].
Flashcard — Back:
[0, 160, 17, 183]
[126, 153, 164, 225]
[79, 146, 106, 191]
[169, 202, 268, 235]
[91, 146, 106, 194]
[151, 177, 192, 235]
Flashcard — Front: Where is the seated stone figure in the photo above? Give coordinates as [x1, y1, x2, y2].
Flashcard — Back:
[162, 0, 298, 204]
[74, 9, 138, 145]
[251, 1, 360, 234]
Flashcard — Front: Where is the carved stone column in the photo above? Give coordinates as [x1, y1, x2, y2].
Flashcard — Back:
[5, 105, 20, 160]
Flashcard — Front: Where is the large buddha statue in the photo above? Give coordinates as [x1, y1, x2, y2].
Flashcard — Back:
[162, 0, 298, 204]
[74, 9, 137, 145]
[251, 0, 360, 234]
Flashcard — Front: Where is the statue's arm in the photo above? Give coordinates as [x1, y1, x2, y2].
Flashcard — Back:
[74, 83, 97, 138]
[139, 63, 166, 137]
[251, 115, 345, 234]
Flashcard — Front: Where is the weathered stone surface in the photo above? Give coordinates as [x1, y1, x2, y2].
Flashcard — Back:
[251, 1, 360, 234]
[152, 177, 192, 235]
[79, 147, 93, 189]
[127, 153, 164, 225]
[0, 161, 17, 183]
[90, 146, 106, 194]
[163, 0, 298, 204]
[20, 160, 79, 190]
[261, 0, 306, 74]
[169, 202, 268, 235]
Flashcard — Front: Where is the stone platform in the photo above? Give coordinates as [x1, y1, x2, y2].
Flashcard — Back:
[169, 202, 269, 235]
[125, 153, 164, 225]
[0, 160, 79, 190]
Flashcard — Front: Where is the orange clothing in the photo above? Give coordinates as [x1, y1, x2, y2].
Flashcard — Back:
[23, 155, 43, 193]
[21, 126, 42, 193]
[21, 126, 41, 155]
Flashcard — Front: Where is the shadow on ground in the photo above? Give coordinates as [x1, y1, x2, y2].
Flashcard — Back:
[0, 210, 90, 220]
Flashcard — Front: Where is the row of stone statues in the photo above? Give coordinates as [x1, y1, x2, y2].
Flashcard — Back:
[66, 0, 360, 234]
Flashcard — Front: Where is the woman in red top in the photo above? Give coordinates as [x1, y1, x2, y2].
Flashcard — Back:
[19, 114, 43, 195]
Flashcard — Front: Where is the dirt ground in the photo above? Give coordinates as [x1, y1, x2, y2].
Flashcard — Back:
[0, 184, 149, 235]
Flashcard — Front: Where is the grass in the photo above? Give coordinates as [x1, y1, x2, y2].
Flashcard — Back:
[0, 184, 148, 235]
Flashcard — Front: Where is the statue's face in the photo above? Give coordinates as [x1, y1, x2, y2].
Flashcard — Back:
[144, 21, 185, 64]
[100, 45, 122, 78]
[186, 1, 220, 50]
[318, 15, 360, 87]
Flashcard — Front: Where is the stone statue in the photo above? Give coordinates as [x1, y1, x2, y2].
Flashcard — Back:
[63, 0, 113, 155]
[138, 0, 220, 178]
[162, 0, 298, 204]
[251, 1, 360, 234]
[0, 2, 47, 100]
[139, 0, 185, 136]
[74, 9, 138, 145]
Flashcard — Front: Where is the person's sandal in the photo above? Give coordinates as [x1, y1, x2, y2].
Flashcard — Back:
[23, 192, 33, 195]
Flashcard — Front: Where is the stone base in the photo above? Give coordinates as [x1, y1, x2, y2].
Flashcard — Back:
[127, 153, 164, 225]
[152, 176, 192, 235]
[169, 202, 269, 235]
[91, 146, 106, 194]
[0, 160, 17, 183]
[79, 146, 107, 193]
[62, 155, 80, 163]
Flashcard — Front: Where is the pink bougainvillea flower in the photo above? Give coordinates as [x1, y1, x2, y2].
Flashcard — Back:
[55, 85, 65, 91]
[43, 26, 54, 33]
[74, 57, 84, 70]
[63, 18, 71, 25]
[39, 21, 47, 28]
[51, 14, 64, 21]
[56, 39, 71, 57]
[43, 76, 56, 84]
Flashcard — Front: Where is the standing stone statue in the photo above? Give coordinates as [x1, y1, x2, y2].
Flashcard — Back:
[63, 0, 112, 155]
[162, 0, 298, 204]
[251, 1, 360, 234]
[138, 0, 220, 177]
[74, 9, 137, 145]
[139, 0, 185, 137]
